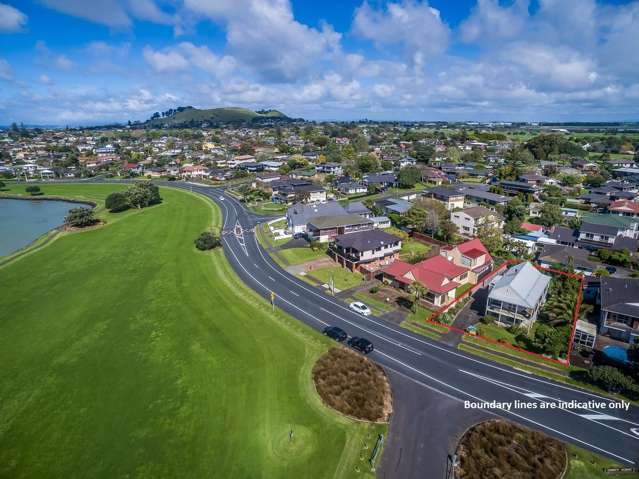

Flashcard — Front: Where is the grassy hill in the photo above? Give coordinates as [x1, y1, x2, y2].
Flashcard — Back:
[145, 106, 290, 127]
[0, 184, 383, 478]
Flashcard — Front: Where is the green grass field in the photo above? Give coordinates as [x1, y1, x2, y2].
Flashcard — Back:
[308, 266, 364, 291]
[0, 184, 384, 478]
[567, 445, 639, 479]
[278, 246, 327, 265]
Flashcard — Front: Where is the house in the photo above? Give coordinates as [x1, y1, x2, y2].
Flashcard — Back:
[238, 161, 265, 172]
[381, 255, 471, 307]
[455, 184, 510, 207]
[577, 222, 635, 251]
[451, 206, 503, 237]
[329, 229, 402, 275]
[228, 154, 256, 168]
[345, 201, 371, 218]
[519, 174, 548, 187]
[419, 166, 448, 185]
[398, 156, 417, 168]
[307, 215, 374, 243]
[485, 262, 551, 330]
[286, 201, 347, 235]
[338, 181, 367, 195]
[363, 172, 397, 189]
[608, 158, 636, 169]
[440, 238, 493, 281]
[271, 180, 326, 204]
[609, 200, 639, 218]
[422, 186, 465, 210]
[599, 277, 639, 343]
[537, 244, 597, 276]
[374, 198, 412, 215]
[260, 160, 284, 171]
[500, 180, 539, 196]
[315, 162, 343, 176]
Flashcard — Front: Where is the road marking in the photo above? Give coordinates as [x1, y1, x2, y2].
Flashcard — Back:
[375, 351, 635, 465]
[289, 290, 300, 297]
[268, 276, 275, 281]
[631, 428, 639, 438]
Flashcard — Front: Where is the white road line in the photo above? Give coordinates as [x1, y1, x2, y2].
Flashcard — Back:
[289, 290, 300, 297]
[268, 276, 275, 281]
[376, 351, 635, 465]
[459, 369, 639, 441]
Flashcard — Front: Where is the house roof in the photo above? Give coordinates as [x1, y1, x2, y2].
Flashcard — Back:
[538, 244, 596, 270]
[287, 201, 346, 228]
[457, 238, 491, 259]
[521, 222, 543, 232]
[488, 262, 551, 309]
[610, 200, 639, 214]
[459, 206, 495, 219]
[334, 230, 402, 252]
[424, 186, 465, 199]
[382, 255, 467, 293]
[308, 214, 372, 230]
[580, 222, 620, 236]
[345, 201, 371, 216]
[600, 277, 639, 318]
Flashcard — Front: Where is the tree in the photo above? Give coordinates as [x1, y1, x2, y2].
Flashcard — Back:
[126, 182, 162, 209]
[25, 185, 42, 195]
[538, 203, 563, 227]
[587, 366, 639, 397]
[409, 283, 429, 313]
[436, 219, 458, 242]
[594, 267, 611, 277]
[105, 192, 130, 213]
[0, 180, 5, 190]
[504, 197, 526, 224]
[64, 207, 97, 228]
[397, 166, 421, 188]
[195, 231, 221, 251]
[413, 144, 434, 164]
[356, 154, 379, 174]
[476, 223, 503, 255]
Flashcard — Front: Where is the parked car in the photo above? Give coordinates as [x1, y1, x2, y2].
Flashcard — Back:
[348, 337, 374, 354]
[349, 301, 371, 316]
[323, 325, 347, 342]
[605, 266, 617, 275]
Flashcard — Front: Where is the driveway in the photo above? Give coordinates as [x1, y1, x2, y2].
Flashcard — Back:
[440, 286, 488, 347]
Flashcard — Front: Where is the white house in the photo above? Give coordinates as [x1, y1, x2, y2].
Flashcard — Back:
[451, 206, 503, 237]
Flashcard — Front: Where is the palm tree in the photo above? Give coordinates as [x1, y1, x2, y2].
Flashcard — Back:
[409, 283, 429, 313]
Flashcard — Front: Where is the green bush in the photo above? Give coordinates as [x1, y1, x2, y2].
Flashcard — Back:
[125, 182, 162, 209]
[25, 185, 42, 196]
[369, 286, 380, 294]
[195, 231, 221, 251]
[105, 192, 130, 213]
[64, 207, 97, 228]
[0, 180, 6, 190]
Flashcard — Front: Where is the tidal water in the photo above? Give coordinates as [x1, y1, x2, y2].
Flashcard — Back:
[0, 198, 81, 256]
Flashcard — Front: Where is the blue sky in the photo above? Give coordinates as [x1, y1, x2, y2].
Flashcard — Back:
[0, 0, 638, 125]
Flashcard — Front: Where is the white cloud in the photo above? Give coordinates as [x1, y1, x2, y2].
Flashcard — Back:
[36, 41, 75, 70]
[353, 1, 449, 67]
[0, 3, 27, 32]
[183, 0, 341, 82]
[0, 58, 13, 80]
[143, 46, 189, 72]
[459, 0, 528, 43]
[39, 74, 53, 85]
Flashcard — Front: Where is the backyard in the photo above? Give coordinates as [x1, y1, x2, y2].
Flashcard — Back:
[0, 184, 383, 478]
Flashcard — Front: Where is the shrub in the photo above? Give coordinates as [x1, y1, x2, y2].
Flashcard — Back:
[105, 192, 130, 212]
[586, 366, 639, 399]
[195, 231, 221, 251]
[481, 315, 496, 325]
[25, 185, 42, 196]
[369, 286, 380, 294]
[0, 180, 6, 190]
[125, 182, 162, 209]
[64, 207, 97, 228]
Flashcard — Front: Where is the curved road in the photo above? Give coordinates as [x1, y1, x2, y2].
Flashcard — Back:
[173, 182, 639, 469]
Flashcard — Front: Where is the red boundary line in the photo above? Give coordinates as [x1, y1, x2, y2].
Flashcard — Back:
[425, 259, 585, 366]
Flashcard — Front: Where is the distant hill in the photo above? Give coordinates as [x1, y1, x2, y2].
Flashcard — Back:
[144, 106, 292, 127]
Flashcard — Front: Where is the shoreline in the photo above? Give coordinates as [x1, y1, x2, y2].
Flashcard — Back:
[0, 193, 96, 208]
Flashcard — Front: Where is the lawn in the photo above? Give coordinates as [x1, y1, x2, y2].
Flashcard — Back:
[0, 184, 383, 478]
[278, 246, 328, 265]
[308, 265, 364, 291]
[247, 200, 288, 216]
[382, 227, 431, 262]
[566, 445, 639, 479]
[477, 322, 518, 345]
[352, 291, 396, 315]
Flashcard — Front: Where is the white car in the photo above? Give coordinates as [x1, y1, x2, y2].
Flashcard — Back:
[349, 301, 371, 316]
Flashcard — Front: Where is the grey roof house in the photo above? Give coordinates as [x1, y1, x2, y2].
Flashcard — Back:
[286, 201, 346, 234]
[486, 262, 551, 330]
[599, 277, 639, 343]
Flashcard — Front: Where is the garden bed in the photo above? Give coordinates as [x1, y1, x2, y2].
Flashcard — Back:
[456, 419, 567, 479]
[312, 348, 392, 422]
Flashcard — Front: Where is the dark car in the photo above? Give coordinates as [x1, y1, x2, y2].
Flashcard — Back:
[605, 266, 617, 274]
[323, 326, 347, 342]
[348, 337, 374, 354]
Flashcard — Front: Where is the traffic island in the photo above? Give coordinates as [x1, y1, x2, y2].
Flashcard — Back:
[312, 347, 392, 422]
[455, 419, 567, 479]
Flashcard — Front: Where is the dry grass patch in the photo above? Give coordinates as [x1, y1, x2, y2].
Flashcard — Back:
[457, 419, 567, 479]
[312, 348, 392, 422]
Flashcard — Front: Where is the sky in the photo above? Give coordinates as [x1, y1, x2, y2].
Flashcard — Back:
[0, 0, 638, 125]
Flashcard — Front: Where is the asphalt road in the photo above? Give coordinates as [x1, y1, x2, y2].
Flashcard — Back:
[37, 179, 639, 474]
